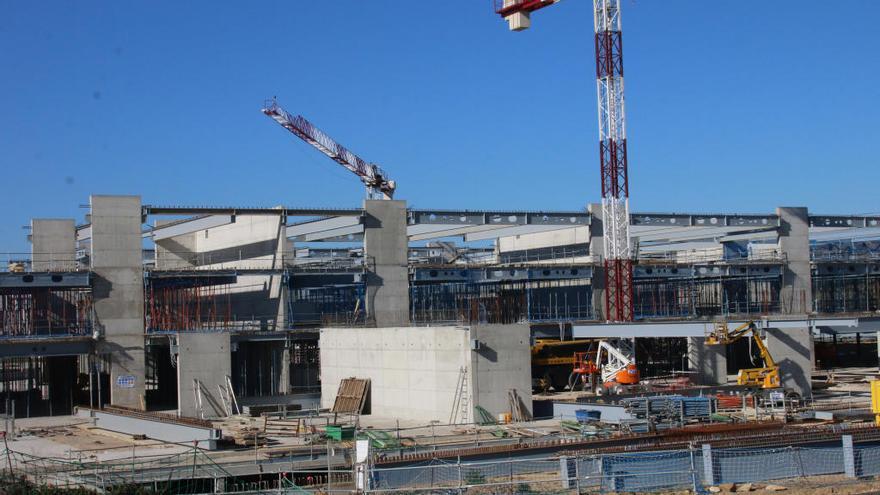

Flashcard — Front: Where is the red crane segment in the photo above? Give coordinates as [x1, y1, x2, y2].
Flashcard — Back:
[261, 99, 396, 200]
[494, 0, 556, 17]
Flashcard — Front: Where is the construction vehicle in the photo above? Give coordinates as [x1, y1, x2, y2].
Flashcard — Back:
[531, 339, 596, 392]
[705, 320, 781, 389]
[261, 98, 396, 200]
[595, 339, 640, 395]
[568, 351, 598, 391]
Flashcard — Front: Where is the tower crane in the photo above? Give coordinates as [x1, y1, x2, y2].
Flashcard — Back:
[261, 99, 396, 200]
[495, 0, 633, 322]
[497, 0, 637, 392]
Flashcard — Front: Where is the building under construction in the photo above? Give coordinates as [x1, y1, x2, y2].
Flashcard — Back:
[2, 0, 880, 493]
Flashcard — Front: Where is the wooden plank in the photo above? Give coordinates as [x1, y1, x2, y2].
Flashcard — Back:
[332, 377, 370, 414]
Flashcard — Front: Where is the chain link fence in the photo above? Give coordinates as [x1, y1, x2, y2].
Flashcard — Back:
[367, 440, 880, 493]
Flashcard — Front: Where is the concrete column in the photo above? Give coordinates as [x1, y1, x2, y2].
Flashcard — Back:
[588, 203, 606, 321]
[30, 219, 76, 271]
[687, 338, 727, 385]
[363, 200, 409, 327]
[777, 207, 812, 315]
[765, 326, 813, 398]
[771, 207, 814, 398]
[177, 332, 232, 418]
[90, 195, 146, 409]
[280, 337, 291, 395]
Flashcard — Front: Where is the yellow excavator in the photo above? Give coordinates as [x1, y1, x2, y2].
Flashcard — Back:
[705, 320, 781, 389]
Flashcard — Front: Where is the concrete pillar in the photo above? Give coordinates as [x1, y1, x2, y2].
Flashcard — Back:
[90, 195, 146, 409]
[30, 219, 76, 271]
[363, 199, 409, 327]
[777, 207, 812, 315]
[280, 337, 291, 395]
[588, 203, 606, 321]
[771, 207, 814, 398]
[177, 332, 232, 418]
[687, 338, 727, 385]
[765, 326, 813, 398]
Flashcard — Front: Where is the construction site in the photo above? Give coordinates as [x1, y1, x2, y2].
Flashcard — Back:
[2, 1, 880, 494]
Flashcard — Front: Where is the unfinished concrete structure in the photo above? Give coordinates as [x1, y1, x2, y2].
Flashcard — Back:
[320, 324, 531, 422]
[1, 192, 879, 420]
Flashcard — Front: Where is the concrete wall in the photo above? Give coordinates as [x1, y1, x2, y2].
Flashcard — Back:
[188, 214, 288, 331]
[766, 327, 813, 398]
[320, 325, 532, 423]
[469, 324, 532, 417]
[30, 219, 76, 271]
[320, 326, 469, 422]
[687, 338, 728, 385]
[363, 200, 409, 327]
[177, 332, 232, 418]
[90, 195, 146, 409]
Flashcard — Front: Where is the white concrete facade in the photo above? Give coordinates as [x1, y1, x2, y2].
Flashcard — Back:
[320, 324, 531, 423]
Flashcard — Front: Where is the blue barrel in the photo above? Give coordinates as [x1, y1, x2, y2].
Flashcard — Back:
[575, 409, 601, 423]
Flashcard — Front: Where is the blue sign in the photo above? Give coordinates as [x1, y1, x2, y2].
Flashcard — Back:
[116, 375, 136, 389]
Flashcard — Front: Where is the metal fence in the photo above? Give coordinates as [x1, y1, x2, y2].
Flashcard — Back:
[366, 440, 880, 493]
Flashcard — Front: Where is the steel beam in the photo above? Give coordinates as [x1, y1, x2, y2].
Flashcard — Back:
[408, 210, 590, 226]
[0, 272, 91, 288]
[810, 215, 880, 228]
[143, 205, 363, 217]
[630, 213, 779, 228]
[0, 337, 93, 357]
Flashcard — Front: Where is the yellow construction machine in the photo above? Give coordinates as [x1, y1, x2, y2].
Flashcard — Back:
[531, 339, 596, 392]
[705, 320, 781, 389]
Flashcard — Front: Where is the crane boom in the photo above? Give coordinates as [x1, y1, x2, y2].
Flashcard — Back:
[261, 99, 396, 199]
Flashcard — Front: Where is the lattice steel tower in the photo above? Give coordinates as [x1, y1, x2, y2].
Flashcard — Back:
[496, 0, 634, 322]
[594, 0, 633, 322]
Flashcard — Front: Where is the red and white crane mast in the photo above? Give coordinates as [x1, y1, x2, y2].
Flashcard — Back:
[496, 0, 634, 322]
[594, 0, 633, 322]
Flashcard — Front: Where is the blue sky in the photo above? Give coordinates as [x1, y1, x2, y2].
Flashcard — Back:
[1, 1, 878, 253]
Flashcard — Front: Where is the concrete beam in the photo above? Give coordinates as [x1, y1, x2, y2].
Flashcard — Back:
[151, 215, 234, 241]
[285, 216, 362, 239]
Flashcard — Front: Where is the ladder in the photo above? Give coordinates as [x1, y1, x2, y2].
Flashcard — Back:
[449, 366, 469, 425]
[217, 376, 240, 417]
[192, 379, 205, 419]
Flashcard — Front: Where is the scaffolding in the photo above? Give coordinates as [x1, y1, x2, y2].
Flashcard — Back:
[633, 276, 780, 319]
[288, 284, 365, 327]
[409, 279, 593, 325]
[0, 288, 92, 338]
[145, 279, 233, 332]
[812, 268, 880, 314]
